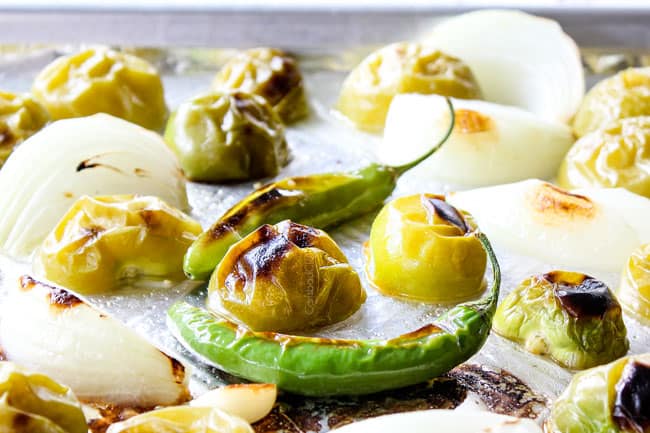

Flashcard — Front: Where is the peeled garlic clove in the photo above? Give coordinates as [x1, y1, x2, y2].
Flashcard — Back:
[448, 179, 650, 271]
[333, 409, 542, 433]
[190, 384, 277, 423]
[421, 9, 584, 124]
[0, 276, 189, 407]
[381, 94, 573, 186]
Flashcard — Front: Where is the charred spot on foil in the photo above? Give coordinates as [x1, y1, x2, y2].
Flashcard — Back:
[547, 273, 617, 319]
[252, 364, 545, 433]
[87, 404, 149, 433]
[613, 361, 650, 433]
[422, 195, 469, 233]
[448, 364, 547, 419]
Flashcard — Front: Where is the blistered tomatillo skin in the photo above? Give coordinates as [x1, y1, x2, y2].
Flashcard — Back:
[211, 48, 308, 124]
[366, 194, 487, 303]
[0, 362, 87, 433]
[337, 42, 481, 132]
[617, 243, 650, 324]
[548, 354, 650, 433]
[32, 47, 168, 131]
[558, 117, 650, 197]
[165, 91, 289, 183]
[0, 91, 49, 166]
[208, 220, 365, 332]
[37, 195, 202, 294]
[493, 271, 629, 370]
[573, 67, 650, 138]
[107, 406, 253, 433]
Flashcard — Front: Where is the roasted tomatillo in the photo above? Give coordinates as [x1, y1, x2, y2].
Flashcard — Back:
[32, 47, 168, 130]
[37, 195, 202, 294]
[211, 48, 308, 124]
[337, 42, 481, 132]
[169, 231, 500, 396]
[617, 243, 650, 324]
[0, 91, 49, 166]
[558, 117, 650, 197]
[183, 98, 455, 281]
[548, 354, 650, 433]
[165, 91, 289, 183]
[573, 67, 650, 138]
[493, 271, 628, 370]
[208, 221, 364, 332]
[365, 194, 486, 303]
[107, 406, 253, 433]
[0, 362, 87, 433]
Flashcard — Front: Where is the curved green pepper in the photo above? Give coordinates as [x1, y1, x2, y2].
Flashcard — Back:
[169, 231, 499, 396]
[183, 98, 455, 280]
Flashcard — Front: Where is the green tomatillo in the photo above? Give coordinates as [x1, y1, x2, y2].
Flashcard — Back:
[547, 354, 650, 433]
[493, 271, 629, 369]
[365, 193, 487, 303]
[0, 362, 87, 433]
[208, 220, 365, 332]
[165, 91, 289, 183]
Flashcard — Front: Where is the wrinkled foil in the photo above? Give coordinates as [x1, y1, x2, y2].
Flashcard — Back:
[0, 45, 649, 428]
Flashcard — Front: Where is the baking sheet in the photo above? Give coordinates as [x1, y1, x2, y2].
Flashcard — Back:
[0, 44, 649, 429]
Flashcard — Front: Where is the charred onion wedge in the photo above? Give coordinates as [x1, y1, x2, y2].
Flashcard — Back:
[0, 276, 190, 407]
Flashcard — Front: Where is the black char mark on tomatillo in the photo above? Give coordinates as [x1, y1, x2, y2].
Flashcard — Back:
[422, 196, 469, 233]
[545, 272, 616, 319]
[613, 361, 650, 433]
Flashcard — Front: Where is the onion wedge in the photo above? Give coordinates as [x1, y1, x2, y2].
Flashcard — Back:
[381, 94, 573, 186]
[0, 275, 190, 407]
[190, 384, 277, 423]
[448, 179, 650, 272]
[334, 410, 541, 433]
[422, 9, 584, 124]
[0, 114, 187, 258]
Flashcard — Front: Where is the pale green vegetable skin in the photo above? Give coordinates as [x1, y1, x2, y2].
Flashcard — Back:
[547, 354, 649, 433]
[107, 406, 253, 433]
[492, 272, 628, 369]
[0, 362, 87, 433]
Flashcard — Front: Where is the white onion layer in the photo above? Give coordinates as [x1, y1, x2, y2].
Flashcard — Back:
[334, 410, 542, 433]
[0, 276, 189, 407]
[0, 114, 187, 258]
[381, 94, 573, 186]
[421, 9, 584, 124]
[448, 179, 650, 272]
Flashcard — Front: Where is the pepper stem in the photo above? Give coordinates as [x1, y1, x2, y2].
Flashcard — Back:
[391, 97, 456, 176]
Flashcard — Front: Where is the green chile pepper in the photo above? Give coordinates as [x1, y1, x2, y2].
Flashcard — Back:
[168, 231, 499, 396]
[183, 98, 455, 280]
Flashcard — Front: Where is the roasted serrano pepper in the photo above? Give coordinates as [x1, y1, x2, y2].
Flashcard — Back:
[168, 230, 499, 397]
[184, 99, 455, 280]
